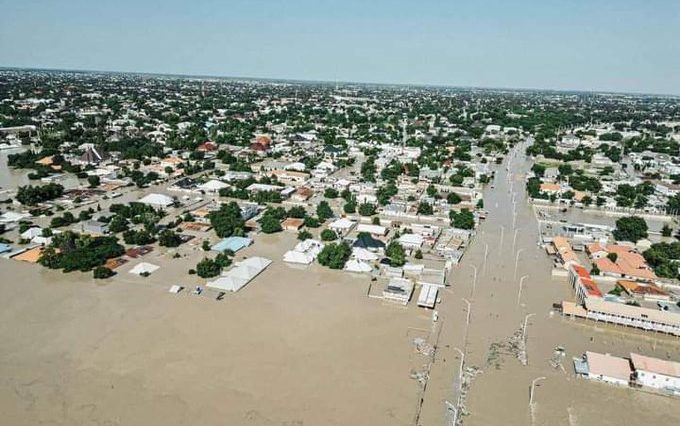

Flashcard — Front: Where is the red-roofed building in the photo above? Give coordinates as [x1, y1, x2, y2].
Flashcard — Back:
[589, 244, 656, 282]
[568, 264, 603, 303]
[255, 135, 272, 146]
[248, 135, 272, 155]
[197, 141, 218, 152]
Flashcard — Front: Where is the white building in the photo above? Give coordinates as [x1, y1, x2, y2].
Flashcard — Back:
[383, 277, 414, 305]
[417, 284, 439, 309]
[584, 351, 632, 386]
[583, 297, 680, 336]
[138, 193, 174, 208]
[283, 239, 324, 265]
[198, 179, 229, 193]
[328, 217, 357, 235]
[398, 233, 424, 249]
[631, 353, 680, 394]
[207, 257, 272, 292]
[356, 223, 387, 236]
[344, 259, 373, 273]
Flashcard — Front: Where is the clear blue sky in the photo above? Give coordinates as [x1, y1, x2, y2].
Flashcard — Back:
[1, 0, 679, 94]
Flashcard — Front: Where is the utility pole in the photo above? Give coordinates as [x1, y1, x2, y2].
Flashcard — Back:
[517, 274, 529, 306]
[529, 376, 546, 406]
[514, 248, 526, 280]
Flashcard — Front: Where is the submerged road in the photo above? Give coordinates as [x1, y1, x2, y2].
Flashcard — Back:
[419, 140, 680, 426]
[418, 138, 546, 425]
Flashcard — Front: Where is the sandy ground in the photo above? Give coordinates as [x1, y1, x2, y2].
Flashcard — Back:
[0, 232, 434, 426]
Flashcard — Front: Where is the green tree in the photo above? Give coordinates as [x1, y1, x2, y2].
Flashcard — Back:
[214, 252, 232, 269]
[343, 199, 357, 214]
[317, 241, 352, 269]
[287, 206, 307, 219]
[450, 209, 475, 230]
[320, 229, 338, 241]
[108, 215, 129, 233]
[316, 201, 334, 220]
[666, 193, 680, 214]
[358, 202, 376, 216]
[158, 229, 182, 247]
[260, 214, 282, 234]
[196, 258, 221, 278]
[122, 229, 155, 245]
[304, 216, 321, 228]
[16, 183, 64, 205]
[39, 232, 124, 272]
[297, 230, 313, 241]
[613, 216, 648, 242]
[590, 264, 600, 275]
[93, 266, 115, 279]
[447, 192, 462, 205]
[385, 241, 406, 267]
[662, 224, 673, 237]
[531, 163, 546, 177]
[87, 175, 101, 188]
[417, 201, 433, 215]
[558, 164, 573, 176]
[209, 202, 245, 238]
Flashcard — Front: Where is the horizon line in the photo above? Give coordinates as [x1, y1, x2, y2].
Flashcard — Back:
[1, 65, 679, 99]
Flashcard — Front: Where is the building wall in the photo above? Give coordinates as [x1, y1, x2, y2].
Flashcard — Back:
[585, 309, 680, 336]
[636, 370, 680, 390]
[587, 373, 628, 387]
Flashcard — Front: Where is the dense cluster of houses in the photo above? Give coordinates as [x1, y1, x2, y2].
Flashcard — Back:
[547, 234, 680, 336]
[527, 122, 680, 215]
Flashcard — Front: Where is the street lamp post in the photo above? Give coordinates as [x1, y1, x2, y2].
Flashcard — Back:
[499, 225, 505, 251]
[483, 242, 489, 275]
[514, 248, 526, 280]
[446, 346, 465, 426]
[453, 347, 464, 394]
[523, 313, 535, 344]
[462, 298, 471, 348]
[513, 227, 523, 252]
[529, 376, 546, 406]
[445, 400, 458, 426]
[462, 298, 471, 328]
[517, 274, 529, 306]
[467, 264, 478, 298]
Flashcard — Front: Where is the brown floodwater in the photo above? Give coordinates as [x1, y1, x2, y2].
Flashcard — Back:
[0, 232, 434, 426]
[1, 141, 679, 426]
[418, 141, 680, 426]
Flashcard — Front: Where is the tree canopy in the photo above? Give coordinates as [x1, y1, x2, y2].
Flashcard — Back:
[612, 216, 648, 242]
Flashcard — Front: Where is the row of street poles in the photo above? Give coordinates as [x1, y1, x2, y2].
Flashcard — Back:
[447, 140, 544, 424]
[510, 141, 546, 415]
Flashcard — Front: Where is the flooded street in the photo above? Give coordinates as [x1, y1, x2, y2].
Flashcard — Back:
[419, 141, 680, 425]
[2, 142, 680, 426]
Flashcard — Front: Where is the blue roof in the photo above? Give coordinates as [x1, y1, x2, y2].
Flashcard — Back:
[0, 243, 11, 254]
[211, 237, 252, 253]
